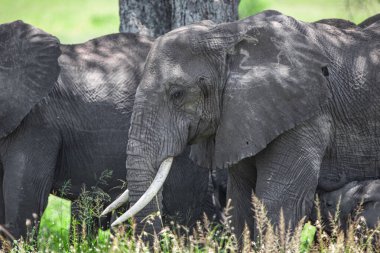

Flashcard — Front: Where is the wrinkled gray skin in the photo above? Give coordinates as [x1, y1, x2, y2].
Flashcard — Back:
[315, 18, 357, 29]
[316, 180, 380, 231]
[315, 14, 380, 30]
[122, 10, 380, 240]
[0, 21, 223, 239]
[315, 15, 380, 31]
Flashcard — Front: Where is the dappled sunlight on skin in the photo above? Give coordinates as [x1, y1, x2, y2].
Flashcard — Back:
[0, 20, 225, 242]
[0, 21, 61, 138]
[116, 11, 380, 247]
[45, 33, 153, 204]
[58, 33, 152, 112]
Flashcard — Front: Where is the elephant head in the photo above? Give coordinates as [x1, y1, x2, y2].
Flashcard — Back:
[0, 21, 61, 138]
[105, 11, 330, 232]
[317, 180, 380, 230]
[318, 181, 362, 228]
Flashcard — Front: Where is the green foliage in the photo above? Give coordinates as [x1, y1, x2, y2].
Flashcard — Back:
[239, 0, 269, 19]
[39, 195, 71, 251]
[0, 0, 118, 43]
[300, 222, 317, 253]
[239, 0, 380, 24]
[34, 171, 112, 252]
[2, 0, 380, 43]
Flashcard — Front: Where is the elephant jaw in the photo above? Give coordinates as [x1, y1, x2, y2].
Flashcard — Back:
[101, 157, 174, 226]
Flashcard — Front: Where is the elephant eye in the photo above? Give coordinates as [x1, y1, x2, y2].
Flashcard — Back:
[170, 89, 185, 102]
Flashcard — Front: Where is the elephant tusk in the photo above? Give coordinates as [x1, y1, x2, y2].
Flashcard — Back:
[111, 157, 174, 227]
[0, 225, 15, 242]
[101, 189, 130, 216]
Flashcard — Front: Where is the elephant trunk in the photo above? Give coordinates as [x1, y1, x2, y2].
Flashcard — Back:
[126, 106, 163, 235]
[125, 155, 164, 234]
[112, 157, 173, 227]
[102, 95, 190, 234]
[104, 105, 175, 235]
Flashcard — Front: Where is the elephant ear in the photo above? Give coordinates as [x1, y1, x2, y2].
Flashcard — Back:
[192, 14, 331, 169]
[0, 21, 61, 138]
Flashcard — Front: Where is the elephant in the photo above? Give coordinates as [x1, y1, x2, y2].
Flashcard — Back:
[315, 13, 380, 31]
[315, 180, 380, 231]
[359, 13, 380, 28]
[315, 18, 357, 29]
[0, 21, 223, 240]
[104, 10, 380, 241]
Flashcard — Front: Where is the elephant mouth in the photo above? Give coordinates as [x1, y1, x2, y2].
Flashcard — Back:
[101, 157, 174, 226]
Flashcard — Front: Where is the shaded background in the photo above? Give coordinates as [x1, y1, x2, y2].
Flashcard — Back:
[1, 0, 379, 43]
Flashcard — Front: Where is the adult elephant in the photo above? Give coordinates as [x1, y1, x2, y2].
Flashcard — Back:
[315, 18, 357, 29]
[0, 21, 222, 239]
[106, 10, 380, 240]
[315, 13, 380, 31]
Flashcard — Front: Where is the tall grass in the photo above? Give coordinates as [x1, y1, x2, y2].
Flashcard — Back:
[4, 193, 380, 252]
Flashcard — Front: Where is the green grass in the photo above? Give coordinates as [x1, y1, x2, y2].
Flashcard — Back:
[38, 196, 314, 251]
[39, 195, 71, 249]
[8, 195, 380, 252]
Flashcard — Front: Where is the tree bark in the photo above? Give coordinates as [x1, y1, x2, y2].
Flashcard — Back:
[119, 0, 239, 37]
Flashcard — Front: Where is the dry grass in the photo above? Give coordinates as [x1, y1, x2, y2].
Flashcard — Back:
[4, 194, 380, 252]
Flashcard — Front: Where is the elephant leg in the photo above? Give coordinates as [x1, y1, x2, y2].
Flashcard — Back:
[212, 167, 228, 211]
[2, 128, 60, 239]
[3, 161, 56, 239]
[227, 156, 256, 242]
[254, 116, 331, 234]
[0, 162, 11, 245]
[0, 162, 4, 225]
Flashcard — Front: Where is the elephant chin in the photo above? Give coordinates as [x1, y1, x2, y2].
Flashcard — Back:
[102, 157, 174, 227]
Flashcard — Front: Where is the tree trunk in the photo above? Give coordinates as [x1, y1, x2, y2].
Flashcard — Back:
[119, 0, 239, 37]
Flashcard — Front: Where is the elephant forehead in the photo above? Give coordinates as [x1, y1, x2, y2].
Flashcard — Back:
[142, 54, 205, 90]
[140, 34, 214, 92]
[148, 30, 207, 66]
